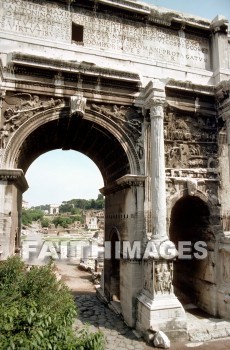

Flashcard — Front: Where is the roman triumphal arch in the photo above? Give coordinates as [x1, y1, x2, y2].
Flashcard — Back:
[0, 0, 230, 341]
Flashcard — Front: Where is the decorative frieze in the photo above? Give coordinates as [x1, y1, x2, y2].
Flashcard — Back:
[164, 111, 218, 169]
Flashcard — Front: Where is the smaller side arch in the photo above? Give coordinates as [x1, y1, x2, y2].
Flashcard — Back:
[167, 188, 219, 233]
[168, 193, 218, 315]
[104, 227, 121, 302]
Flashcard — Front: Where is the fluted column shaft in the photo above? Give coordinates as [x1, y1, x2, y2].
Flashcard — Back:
[150, 100, 166, 240]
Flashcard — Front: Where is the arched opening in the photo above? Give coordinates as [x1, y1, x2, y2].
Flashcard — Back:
[14, 114, 132, 185]
[2, 107, 142, 325]
[110, 229, 120, 301]
[22, 149, 104, 266]
[169, 195, 211, 308]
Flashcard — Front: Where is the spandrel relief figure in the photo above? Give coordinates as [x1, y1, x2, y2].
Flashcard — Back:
[0, 126, 9, 149]
[135, 136, 144, 159]
[91, 103, 142, 140]
[2, 94, 63, 147]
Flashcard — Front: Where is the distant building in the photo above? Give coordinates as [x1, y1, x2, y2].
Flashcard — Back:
[83, 210, 104, 230]
[22, 200, 29, 209]
[49, 204, 60, 215]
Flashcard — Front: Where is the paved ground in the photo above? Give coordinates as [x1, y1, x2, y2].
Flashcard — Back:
[55, 261, 230, 350]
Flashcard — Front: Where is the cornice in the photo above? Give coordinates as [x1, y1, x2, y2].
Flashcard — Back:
[96, 0, 149, 14]
[0, 169, 28, 192]
[70, 0, 213, 31]
[100, 174, 146, 195]
[166, 79, 215, 96]
[6, 53, 140, 83]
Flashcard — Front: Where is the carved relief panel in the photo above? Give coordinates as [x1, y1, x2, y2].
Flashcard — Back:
[164, 111, 218, 170]
[91, 103, 144, 159]
[0, 92, 64, 149]
[154, 261, 173, 295]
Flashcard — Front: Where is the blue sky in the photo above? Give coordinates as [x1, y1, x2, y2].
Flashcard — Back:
[24, 0, 230, 207]
[146, 0, 230, 21]
[24, 151, 104, 207]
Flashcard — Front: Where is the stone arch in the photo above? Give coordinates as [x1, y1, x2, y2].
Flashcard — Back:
[167, 188, 217, 234]
[169, 194, 217, 315]
[2, 106, 141, 184]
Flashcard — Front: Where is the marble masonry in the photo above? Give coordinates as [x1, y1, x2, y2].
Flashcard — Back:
[0, 0, 230, 341]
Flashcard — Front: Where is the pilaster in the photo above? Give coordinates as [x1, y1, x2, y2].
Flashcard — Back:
[210, 16, 229, 84]
[0, 169, 28, 259]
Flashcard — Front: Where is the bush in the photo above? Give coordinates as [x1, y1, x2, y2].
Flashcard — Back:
[40, 217, 50, 228]
[0, 256, 104, 350]
[22, 209, 44, 226]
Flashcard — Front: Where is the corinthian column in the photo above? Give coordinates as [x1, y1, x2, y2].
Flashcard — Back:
[222, 109, 230, 177]
[150, 99, 167, 241]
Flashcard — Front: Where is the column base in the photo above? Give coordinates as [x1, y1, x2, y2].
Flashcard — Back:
[136, 292, 188, 342]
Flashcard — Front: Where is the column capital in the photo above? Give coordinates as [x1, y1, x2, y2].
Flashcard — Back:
[221, 110, 230, 122]
[149, 99, 167, 119]
[139, 80, 166, 112]
[219, 97, 230, 122]
[210, 16, 228, 34]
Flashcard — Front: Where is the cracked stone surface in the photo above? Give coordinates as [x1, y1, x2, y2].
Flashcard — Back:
[74, 295, 145, 350]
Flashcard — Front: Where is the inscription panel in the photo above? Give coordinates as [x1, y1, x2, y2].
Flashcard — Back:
[0, 0, 211, 69]
[73, 9, 210, 69]
[0, 0, 71, 42]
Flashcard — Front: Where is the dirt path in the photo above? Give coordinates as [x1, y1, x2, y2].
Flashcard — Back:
[54, 261, 95, 295]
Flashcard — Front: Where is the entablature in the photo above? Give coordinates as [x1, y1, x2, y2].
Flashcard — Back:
[0, 53, 141, 100]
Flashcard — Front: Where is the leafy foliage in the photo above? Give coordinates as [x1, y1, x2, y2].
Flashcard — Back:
[22, 209, 44, 226]
[52, 215, 82, 228]
[60, 194, 104, 213]
[31, 204, 50, 211]
[0, 256, 104, 350]
[40, 217, 50, 228]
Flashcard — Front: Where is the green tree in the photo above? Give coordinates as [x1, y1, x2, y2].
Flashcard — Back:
[40, 217, 50, 228]
[59, 195, 104, 212]
[22, 209, 44, 226]
[0, 256, 104, 350]
[52, 216, 72, 228]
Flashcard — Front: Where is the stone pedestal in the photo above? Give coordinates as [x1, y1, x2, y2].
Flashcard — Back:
[136, 259, 187, 341]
